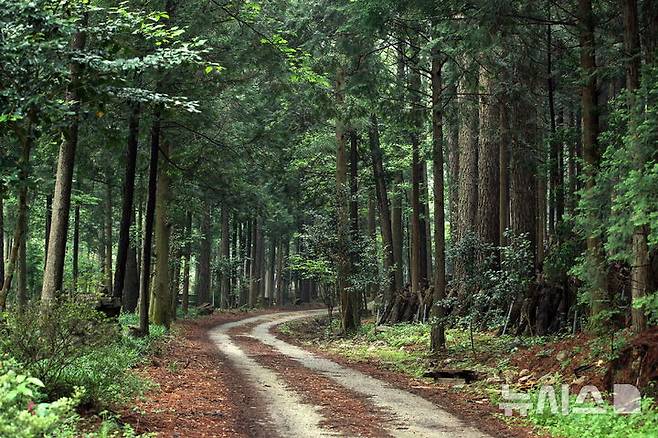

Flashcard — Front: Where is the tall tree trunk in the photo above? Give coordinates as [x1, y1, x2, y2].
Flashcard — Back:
[267, 239, 276, 307]
[197, 205, 212, 306]
[624, 0, 648, 332]
[123, 241, 139, 312]
[104, 179, 113, 293]
[456, 72, 479, 242]
[579, 0, 609, 318]
[499, 102, 511, 245]
[446, 61, 460, 241]
[44, 195, 51, 266]
[138, 110, 161, 335]
[349, 130, 359, 240]
[150, 139, 172, 327]
[369, 114, 396, 301]
[476, 67, 500, 249]
[113, 103, 140, 301]
[17, 233, 27, 309]
[220, 205, 230, 309]
[248, 217, 260, 307]
[72, 204, 80, 292]
[0, 122, 33, 309]
[547, 11, 558, 238]
[391, 173, 404, 290]
[409, 38, 424, 295]
[42, 20, 87, 303]
[181, 212, 192, 314]
[336, 67, 359, 331]
[430, 49, 447, 350]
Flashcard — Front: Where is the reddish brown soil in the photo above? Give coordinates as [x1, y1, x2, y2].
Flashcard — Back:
[120, 311, 278, 438]
[274, 326, 539, 438]
[230, 322, 395, 437]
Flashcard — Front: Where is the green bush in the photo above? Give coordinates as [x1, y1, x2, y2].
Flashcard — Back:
[0, 356, 81, 437]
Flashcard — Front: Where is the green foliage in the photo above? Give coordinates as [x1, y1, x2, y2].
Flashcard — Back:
[0, 357, 81, 438]
[527, 394, 658, 438]
[633, 291, 658, 326]
[0, 302, 166, 408]
[445, 231, 534, 331]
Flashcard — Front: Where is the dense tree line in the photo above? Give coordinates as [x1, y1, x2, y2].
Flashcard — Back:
[1, 0, 657, 350]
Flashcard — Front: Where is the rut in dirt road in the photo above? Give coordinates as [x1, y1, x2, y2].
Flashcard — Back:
[211, 310, 490, 438]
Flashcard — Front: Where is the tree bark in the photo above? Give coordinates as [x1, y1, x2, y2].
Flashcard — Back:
[113, 103, 140, 301]
[248, 217, 261, 307]
[0, 192, 4, 287]
[624, 0, 648, 332]
[41, 19, 87, 303]
[430, 48, 447, 350]
[104, 179, 113, 292]
[197, 204, 212, 306]
[220, 205, 230, 309]
[138, 109, 161, 335]
[181, 212, 192, 314]
[72, 204, 80, 292]
[499, 103, 511, 246]
[150, 139, 172, 327]
[0, 121, 33, 310]
[44, 195, 51, 266]
[349, 130, 359, 240]
[369, 114, 396, 301]
[579, 0, 609, 318]
[456, 72, 479, 242]
[477, 67, 500, 249]
[336, 67, 359, 331]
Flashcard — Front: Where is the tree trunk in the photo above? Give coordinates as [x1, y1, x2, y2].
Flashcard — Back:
[44, 195, 51, 266]
[430, 48, 447, 350]
[624, 0, 648, 332]
[220, 205, 230, 309]
[72, 204, 80, 292]
[248, 217, 260, 307]
[579, 0, 609, 318]
[139, 110, 161, 335]
[113, 103, 140, 301]
[150, 139, 172, 327]
[369, 114, 396, 301]
[456, 72, 479, 242]
[409, 37, 424, 295]
[41, 20, 87, 303]
[391, 172, 404, 291]
[0, 122, 33, 310]
[349, 130, 359, 240]
[197, 204, 212, 306]
[181, 212, 192, 314]
[17, 234, 27, 309]
[476, 67, 500, 249]
[123, 241, 139, 312]
[104, 179, 113, 293]
[336, 67, 359, 331]
[499, 102, 511, 246]
[267, 239, 276, 307]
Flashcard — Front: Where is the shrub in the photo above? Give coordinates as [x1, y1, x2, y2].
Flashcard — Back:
[0, 356, 81, 437]
[0, 299, 117, 400]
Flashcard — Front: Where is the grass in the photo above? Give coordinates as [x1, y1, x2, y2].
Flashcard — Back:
[283, 315, 658, 437]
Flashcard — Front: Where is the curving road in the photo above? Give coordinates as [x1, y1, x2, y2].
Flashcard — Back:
[209, 310, 490, 438]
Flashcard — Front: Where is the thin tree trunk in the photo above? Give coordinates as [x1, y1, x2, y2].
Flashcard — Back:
[248, 217, 260, 307]
[349, 130, 359, 240]
[17, 234, 27, 309]
[430, 48, 447, 350]
[220, 205, 230, 309]
[123, 241, 139, 312]
[0, 122, 33, 309]
[44, 195, 51, 266]
[409, 37, 424, 295]
[391, 172, 404, 291]
[499, 103, 510, 245]
[181, 212, 192, 314]
[369, 114, 396, 301]
[72, 205, 80, 292]
[150, 139, 172, 327]
[579, 0, 609, 318]
[336, 66, 359, 331]
[113, 103, 140, 301]
[197, 204, 212, 306]
[0, 192, 4, 287]
[139, 109, 161, 335]
[104, 179, 113, 292]
[624, 0, 648, 332]
[42, 20, 87, 303]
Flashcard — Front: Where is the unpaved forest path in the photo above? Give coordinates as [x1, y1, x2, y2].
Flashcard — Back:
[210, 310, 490, 438]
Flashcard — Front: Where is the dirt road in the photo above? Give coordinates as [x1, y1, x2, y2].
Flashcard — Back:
[210, 310, 490, 438]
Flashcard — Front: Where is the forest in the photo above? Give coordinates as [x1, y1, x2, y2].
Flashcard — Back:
[1, 0, 657, 437]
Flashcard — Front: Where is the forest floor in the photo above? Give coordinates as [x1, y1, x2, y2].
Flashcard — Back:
[120, 308, 519, 437]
